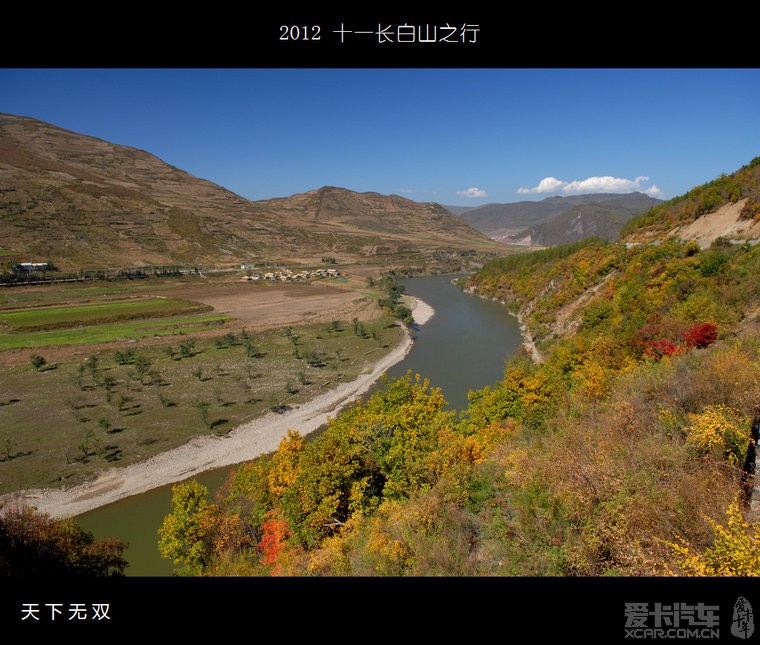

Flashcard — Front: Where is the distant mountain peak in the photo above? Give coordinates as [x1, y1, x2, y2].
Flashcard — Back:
[454, 192, 664, 244]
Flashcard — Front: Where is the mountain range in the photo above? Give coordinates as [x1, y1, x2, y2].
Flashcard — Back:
[448, 192, 663, 244]
[0, 113, 503, 271]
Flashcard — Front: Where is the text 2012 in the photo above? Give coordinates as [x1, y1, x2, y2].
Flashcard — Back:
[279, 25, 321, 41]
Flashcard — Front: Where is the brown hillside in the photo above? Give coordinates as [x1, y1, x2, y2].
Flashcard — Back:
[669, 199, 760, 248]
[0, 113, 503, 270]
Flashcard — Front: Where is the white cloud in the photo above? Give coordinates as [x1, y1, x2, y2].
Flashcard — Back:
[644, 184, 665, 199]
[518, 175, 664, 197]
[457, 187, 487, 198]
[398, 188, 414, 194]
[518, 177, 566, 194]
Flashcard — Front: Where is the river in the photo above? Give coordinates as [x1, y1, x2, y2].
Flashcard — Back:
[75, 274, 523, 575]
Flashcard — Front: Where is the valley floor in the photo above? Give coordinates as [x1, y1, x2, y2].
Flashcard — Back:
[2, 297, 434, 519]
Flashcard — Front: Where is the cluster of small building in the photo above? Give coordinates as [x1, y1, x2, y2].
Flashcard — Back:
[240, 266, 341, 282]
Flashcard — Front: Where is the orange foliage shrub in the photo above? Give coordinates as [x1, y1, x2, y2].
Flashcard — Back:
[259, 510, 291, 574]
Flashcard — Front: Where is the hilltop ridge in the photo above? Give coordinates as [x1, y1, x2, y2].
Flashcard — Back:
[0, 113, 503, 272]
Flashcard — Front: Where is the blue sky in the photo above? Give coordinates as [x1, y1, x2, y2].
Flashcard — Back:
[2, 68, 758, 206]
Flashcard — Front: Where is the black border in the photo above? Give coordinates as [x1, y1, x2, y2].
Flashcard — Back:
[3, 7, 755, 68]
[4, 576, 760, 639]
[3, 4, 759, 641]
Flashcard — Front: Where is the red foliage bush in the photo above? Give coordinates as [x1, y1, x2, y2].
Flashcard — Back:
[642, 323, 718, 361]
[642, 339, 683, 361]
[682, 323, 718, 349]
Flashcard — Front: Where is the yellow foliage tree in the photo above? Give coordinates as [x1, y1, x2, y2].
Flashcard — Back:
[669, 499, 760, 576]
[686, 404, 750, 465]
[574, 359, 611, 402]
[268, 430, 304, 497]
[157, 480, 217, 575]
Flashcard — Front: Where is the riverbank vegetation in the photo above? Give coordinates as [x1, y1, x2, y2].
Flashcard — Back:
[157, 329, 760, 576]
[157, 160, 760, 577]
[0, 501, 128, 576]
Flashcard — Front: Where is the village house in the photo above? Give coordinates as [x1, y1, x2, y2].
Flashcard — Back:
[250, 266, 342, 283]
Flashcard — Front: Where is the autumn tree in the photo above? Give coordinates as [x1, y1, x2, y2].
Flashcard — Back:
[259, 510, 291, 574]
[686, 404, 751, 465]
[669, 499, 760, 576]
[0, 503, 128, 576]
[278, 372, 452, 546]
[682, 322, 718, 349]
[157, 480, 216, 575]
[268, 431, 304, 497]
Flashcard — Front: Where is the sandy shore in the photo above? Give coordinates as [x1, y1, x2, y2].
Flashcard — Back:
[3, 296, 435, 519]
[409, 295, 434, 325]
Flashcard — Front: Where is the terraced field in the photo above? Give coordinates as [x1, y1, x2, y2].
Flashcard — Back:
[0, 297, 222, 349]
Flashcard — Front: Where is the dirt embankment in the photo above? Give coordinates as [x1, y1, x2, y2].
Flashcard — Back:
[672, 199, 760, 248]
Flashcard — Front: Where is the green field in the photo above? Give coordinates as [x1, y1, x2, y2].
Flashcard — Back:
[0, 294, 221, 349]
[0, 297, 210, 331]
[0, 314, 229, 349]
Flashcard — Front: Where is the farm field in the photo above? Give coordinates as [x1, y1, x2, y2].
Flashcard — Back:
[0, 296, 223, 349]
[0, 297, 211, 331]
[0, 314, 229, 350]
[0, 273, 403, 494]
[0, 273, 379, 367]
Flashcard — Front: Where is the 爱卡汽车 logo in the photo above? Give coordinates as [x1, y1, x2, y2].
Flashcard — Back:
[625, 602, 720, 639]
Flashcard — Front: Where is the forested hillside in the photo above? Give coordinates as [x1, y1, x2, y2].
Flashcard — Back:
[155, 158, 760, 577]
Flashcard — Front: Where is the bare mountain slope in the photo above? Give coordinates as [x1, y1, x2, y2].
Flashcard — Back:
[457, 192, 662, 240]
[0, 113, 502, 270]
[507, 199, 655, 246]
